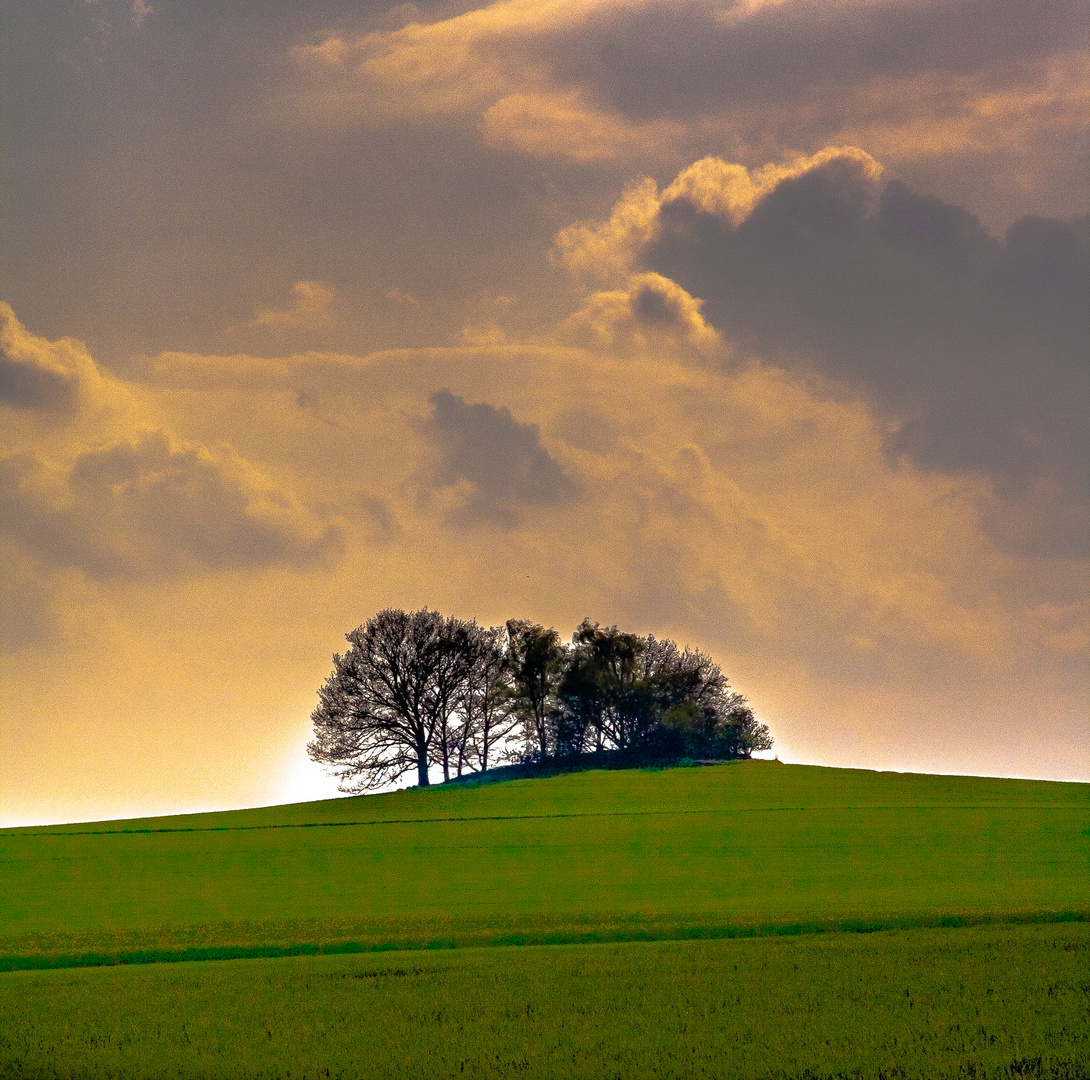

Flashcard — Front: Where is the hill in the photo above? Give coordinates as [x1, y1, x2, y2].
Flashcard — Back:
[2, 761, 1086, 966]
[2, 762, 1088, 1079]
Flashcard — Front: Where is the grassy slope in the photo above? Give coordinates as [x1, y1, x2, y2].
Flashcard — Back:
[2, 764, 1088, 1078]
[2, 762, 1087, 961]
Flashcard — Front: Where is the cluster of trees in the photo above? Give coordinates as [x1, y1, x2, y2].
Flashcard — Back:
[308, 608, 773, 791]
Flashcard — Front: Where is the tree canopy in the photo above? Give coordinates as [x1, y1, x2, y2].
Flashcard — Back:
[308, 608, 772, 791]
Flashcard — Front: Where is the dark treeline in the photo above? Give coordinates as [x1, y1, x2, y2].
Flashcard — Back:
[308, 608, 773, 791]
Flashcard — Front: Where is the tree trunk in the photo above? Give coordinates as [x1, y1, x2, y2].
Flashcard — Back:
[417, 751, 430, 787]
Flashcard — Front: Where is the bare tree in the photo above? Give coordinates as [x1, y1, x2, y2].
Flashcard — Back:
[426, 616, 477, 783]
[308, 608, 454, 790]
[454, 624, 518, 774]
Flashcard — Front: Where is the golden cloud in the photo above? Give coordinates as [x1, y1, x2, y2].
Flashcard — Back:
[283, 0, 1085, 177]
[136, 336, 1031, 681]
[481, 90, 684, 161]
[4, 297, 1086, 820]
[560, 271, 723, 356]
[0, 302, 130, 424]
[826, 53, 1090, 165]
[1, 432, 342, 580]
[290, 0, 606, 113]
[0, 309, 343, 587]
[287, 0, 657, 147]
[552, 147, 884, 281]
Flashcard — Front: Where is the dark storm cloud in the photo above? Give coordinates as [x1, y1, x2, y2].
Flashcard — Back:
[423, 388, 577, 525]
[633, 153, 1088, 552]
[544, 0, 1083, 121]
[0, 432, 343, 579]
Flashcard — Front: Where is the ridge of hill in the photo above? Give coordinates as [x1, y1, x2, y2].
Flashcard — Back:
[2, 762, 1087, 971]
[7, 760, 1087, 836]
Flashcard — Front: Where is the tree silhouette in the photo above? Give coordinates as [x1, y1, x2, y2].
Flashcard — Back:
[310, 608, 772, 788]
[504, 620, 566, 762]
[559, 620, 647, 753]
[309, 608, 463, 790]
[640, 638, 772, 759]
[455, 624, 518, 774]
[427, 616, 476, 784]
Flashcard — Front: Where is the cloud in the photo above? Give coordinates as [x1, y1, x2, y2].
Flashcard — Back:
[291, 0, 630, 112]
[0, 303, 144, 467]
[561, 271, 722, 356]
[553, 146, 1090, 555]
[460, 292, 520, 347]
[0, 431, 343, 580]
[130, 0, 152, 29]
[550, 0, 1082, 121]
[0, 302, 109, 417]
[285, 0, 1086, 180]
[246, 281, 336, 331]
[0, 345, 79, 414]
[481, 89, 684, 161]
[17, 326, 1086, 785]
[286, 0, 679, 161]
[0, 309, 344, 592]
[138, 340, 1053, 680]
[553, 147, 884, 281]
[421, 388, 578, 525]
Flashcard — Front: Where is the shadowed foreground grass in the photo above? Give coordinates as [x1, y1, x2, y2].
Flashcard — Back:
[1, 909, 1086, 974]
[1, 922, 1086, 1080]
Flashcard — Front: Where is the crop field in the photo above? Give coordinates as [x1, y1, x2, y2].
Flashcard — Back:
[1, 762, 1088, 1077]
[2, 922, 1087, 1079]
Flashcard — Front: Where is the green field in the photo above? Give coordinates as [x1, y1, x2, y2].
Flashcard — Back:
[3, 922, 1087, 1079]
[3, 762, 1087, 959]
[2, 762, 1088, 1077]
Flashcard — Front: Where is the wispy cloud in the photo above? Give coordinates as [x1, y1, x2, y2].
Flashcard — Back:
[286, 0, 1086, 173]
[245, 281, 337, 332]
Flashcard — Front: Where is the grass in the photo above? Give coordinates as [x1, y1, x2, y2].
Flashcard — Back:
[2, 762, 1087, 1077]
[2, 762, 1087, 963]
[1, 922, 1086, 1079]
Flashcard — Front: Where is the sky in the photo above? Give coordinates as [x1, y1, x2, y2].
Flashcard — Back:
[1, 0, 1087, 826]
